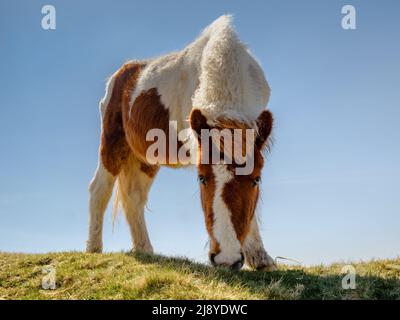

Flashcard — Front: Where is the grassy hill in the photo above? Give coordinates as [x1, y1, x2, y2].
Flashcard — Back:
[1, 252, 399, 300]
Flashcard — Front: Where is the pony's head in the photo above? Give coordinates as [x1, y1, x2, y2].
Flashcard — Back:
[190, 109, 273, 270]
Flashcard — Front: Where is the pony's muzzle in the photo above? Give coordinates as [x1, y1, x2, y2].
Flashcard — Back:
[210, 252, 244, 271]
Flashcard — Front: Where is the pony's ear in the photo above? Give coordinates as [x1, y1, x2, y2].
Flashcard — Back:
[256, 110, 273, 149]
[190, 109, 209, 138]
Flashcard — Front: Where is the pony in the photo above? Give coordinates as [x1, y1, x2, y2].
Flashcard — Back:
[86, 15, 276, 271]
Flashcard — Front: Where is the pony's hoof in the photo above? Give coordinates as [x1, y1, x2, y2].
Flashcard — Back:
[245, 249, 278, 271]
[132, 244, 154, 255]
[256, 253, 278, 271]
[256, 262, 278, 272]
[86, 241, 103, 253]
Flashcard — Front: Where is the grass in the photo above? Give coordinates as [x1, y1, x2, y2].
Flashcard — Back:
[0, 251, 399, 300]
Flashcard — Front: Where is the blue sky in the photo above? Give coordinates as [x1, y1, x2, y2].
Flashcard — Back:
[0, 0, 399, 265]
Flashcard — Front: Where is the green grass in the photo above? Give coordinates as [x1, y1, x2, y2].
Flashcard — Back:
[0, 252, 399, 300]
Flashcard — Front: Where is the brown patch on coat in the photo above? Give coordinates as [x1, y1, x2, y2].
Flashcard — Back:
[100, 62, 145, 176]
[124, 88, 184, 167]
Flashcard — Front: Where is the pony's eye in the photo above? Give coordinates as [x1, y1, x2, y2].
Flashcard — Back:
[253, 176, 261, 187]
[198, 175, 206, 185]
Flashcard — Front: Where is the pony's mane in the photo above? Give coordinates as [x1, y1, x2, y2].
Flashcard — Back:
[192, 15, 269, 122]
[200, 14, 235, 39]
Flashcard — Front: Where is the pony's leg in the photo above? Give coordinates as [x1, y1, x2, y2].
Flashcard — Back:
[118, 157, 158, 253]
[243, 218, 277, 271]
[86, 161, 116, 253]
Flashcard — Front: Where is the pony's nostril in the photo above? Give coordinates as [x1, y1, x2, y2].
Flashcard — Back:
[230, 253, 245, 271]
[230, 260, 243, 271]
[210, 253, 217, 266]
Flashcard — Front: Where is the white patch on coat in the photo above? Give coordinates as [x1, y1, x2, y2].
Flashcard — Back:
[212, 164, 242, 265]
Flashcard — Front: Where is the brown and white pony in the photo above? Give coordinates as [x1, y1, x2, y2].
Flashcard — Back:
[86, 15, 276, 271]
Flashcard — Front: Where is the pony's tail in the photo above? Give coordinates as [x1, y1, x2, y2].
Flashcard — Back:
[111, 169, 131, 229]
[111, 175, 128, 230]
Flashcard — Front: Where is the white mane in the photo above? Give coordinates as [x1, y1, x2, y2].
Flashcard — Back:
[130, 14, 270, 130]
[193, 15, 270, 122]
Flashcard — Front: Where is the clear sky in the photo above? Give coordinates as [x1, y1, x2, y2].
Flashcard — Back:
[0, 0, 399, 266]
